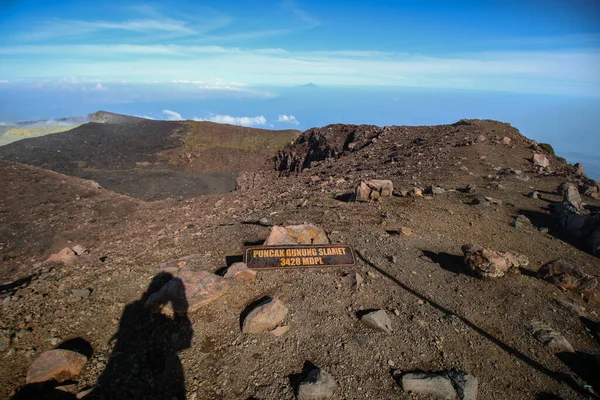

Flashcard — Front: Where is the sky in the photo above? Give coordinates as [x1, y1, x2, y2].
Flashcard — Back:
[0, 0, 599, 176]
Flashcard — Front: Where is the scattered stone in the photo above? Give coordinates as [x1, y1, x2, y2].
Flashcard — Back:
[26, 349, 88, 384]
[561, 182, 583, 210]
[297, 367, 337, 400]
[513, 214, 532, 230]
[145, 267, 232, 314]
[527, 320, 575, 353]
[583, 185, 598, 196]
[552, 298, 586, 317]
[242, 298, 288, 334]
[537, 259, 597, 294]
[484, 197, 502, 205]
[385, 226, 413, 236]
[69, 289, 91, 298]
[353, 273, 364, 290]
[264, 224, 329, 245]
[401, 372, 456, 399]
[270, 325, 290, 337]
[528, 191, 540, 199]
[574, 163, 584, 175]
[462, 244, 529, 278]
[515, 174, 530, 182]
[71, 245, 87, 256]
[428, 186, 445, 195]
[532, 153, 550, 168]
[224, 262, 257, 283]
[502, 136, 511, 145]
[360, 309, 392, 334]
[45, 247, 78, 266]
[355, 179, 393, 201]
[410, 187, 423, 197]
[539, 227, 549, 233]
[447, 371, 479, 400]
[259, 217, 270, 226]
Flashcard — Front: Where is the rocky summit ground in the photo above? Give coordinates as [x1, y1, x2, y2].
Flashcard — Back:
[1, 118, 599, 400]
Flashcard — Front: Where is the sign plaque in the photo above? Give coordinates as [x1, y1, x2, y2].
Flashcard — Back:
[244, 244, 356, 270]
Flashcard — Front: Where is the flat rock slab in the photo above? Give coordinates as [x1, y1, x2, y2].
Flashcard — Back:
[45, 247, 78, 266]
[264, 224, 329, 245]
[355, 179, 393, 201]
[297, 367, 337, 400]
[401, 372, 457, 399]
[242, 298, 288, 334]
[27, 349, 88, 384]
[145, 266, 231, 314]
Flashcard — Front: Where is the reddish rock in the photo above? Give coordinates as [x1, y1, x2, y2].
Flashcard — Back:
[410, 187, 423, 197]
[502, 137, 511, 145]
[462, 244, 529, 278]
[476, 135, 486, 143]
[224, 262, 257, 283]
[532, 153, 550, 168]
[71, 245, 87, 256]
[145, 267, 231, 314]
[242, 298, 288, 334]
[26, 349, 88, 384]
[355, 181, 372, 202]
[264, 224, 329, 245]
[538, 259, 597, 294]
[45, 248, 78, 266]
[355, 179, 393, 201]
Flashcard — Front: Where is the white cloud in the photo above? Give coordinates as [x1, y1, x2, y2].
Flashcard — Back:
[92, 82, 106, 90]
[277, 114, 300, 125]
[162, 109, 183, 120]
[0, 80, 8, 83]
[193, 114, 267, 127]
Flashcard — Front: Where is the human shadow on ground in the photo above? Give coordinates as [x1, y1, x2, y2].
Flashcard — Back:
[85, 272, 193, 400]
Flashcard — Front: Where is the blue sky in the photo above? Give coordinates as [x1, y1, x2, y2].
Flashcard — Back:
[1, 0, 599, 95]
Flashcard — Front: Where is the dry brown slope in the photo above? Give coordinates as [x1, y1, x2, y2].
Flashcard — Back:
[1, 119, 600, 399]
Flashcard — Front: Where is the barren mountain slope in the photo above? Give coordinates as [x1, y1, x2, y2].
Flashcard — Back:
[0, 113, 300, 201]
[1, 119, 599, 400]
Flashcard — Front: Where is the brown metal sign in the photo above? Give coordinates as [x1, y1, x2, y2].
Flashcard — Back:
[244, 245, 356, 270]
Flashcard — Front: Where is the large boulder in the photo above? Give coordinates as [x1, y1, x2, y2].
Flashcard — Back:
[553, 204, 600, 255]
[264, 224, 329, 245]
[532, 153, 550, 168]
[145, 267, 231, 314]
[462, 244, 528, 278]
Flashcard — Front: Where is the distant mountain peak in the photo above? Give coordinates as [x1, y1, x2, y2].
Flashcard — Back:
[299, 83, 318, 88]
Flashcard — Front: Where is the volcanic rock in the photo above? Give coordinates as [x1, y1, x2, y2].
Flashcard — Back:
[527, 320, 574, 353]
[264, 224, 329, 245]
[561, 182, 583, 210]
[354, 179, 393, 201]
[532, 153, 550, 168]
[224, 262, 256, 283]
[297, 367, 337, 400]
[462, 244, 529, 278]
[359, 309, 392, 334]
[513, 214, 532, 230]
[537, 259, 597, 294]
[401, 372, 456, 399]
[26, 349, 88, 384]
[145, 267, 231, 314]
[242, 297, 289, 334]
[45, 248, 78, 266]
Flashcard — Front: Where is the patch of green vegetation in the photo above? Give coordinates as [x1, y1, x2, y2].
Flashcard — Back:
[539, 143, 555, 155]
[161, 121, 300, 166]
